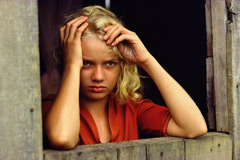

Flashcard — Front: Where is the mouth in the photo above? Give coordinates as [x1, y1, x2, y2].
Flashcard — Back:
[89, 86, 106, 93]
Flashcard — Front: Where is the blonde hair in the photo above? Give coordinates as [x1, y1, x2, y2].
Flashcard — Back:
[62, 5, 142, 104]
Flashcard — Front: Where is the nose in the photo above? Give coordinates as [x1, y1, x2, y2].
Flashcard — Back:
[91, 66, 104, 82]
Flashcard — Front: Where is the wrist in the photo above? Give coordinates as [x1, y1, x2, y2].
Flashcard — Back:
[138, 54, 156, 70]
[64, 62, 82, 70]
[63, 63, 82, 74]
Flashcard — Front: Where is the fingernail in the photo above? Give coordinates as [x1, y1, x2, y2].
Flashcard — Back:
[104, 35, 108, 40]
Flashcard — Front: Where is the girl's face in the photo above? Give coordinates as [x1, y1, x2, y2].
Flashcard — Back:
[80, 36, 121, 102]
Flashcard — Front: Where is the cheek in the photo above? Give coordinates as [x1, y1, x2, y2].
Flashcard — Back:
[80, 70, 89, 85]
[108, 68, 120, 83]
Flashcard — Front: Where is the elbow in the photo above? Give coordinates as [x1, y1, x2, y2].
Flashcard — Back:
[47, 132, 78, 149]
[186, 124, 208, 139]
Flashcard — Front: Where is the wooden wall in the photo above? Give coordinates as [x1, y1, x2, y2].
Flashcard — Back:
[206, 0, 240, 159]
[226, 0, 240, 159]
[0, 0, 42, 159]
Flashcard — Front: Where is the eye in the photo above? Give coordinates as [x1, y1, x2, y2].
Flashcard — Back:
[106, 61, 115, 66]
[83, 61, 90, 66]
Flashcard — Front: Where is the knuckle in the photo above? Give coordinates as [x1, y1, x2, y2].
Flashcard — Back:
[66, 38, 74, 44]
[71, 23, 77, 28]
[77, 27, 84, 33]
[115, 24, 120, 28]
[131, 31, 137, 35]
[66, 22, 71, 28]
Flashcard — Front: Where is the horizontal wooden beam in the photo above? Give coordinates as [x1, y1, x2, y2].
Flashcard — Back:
[43, 133, 232, 160]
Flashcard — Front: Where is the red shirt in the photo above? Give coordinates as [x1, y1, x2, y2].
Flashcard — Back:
[42, 93, 171, 145]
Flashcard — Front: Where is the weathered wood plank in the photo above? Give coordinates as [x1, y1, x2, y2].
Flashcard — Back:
[185, 133, 232, 160]
[206, 57, 215, 130]
[0, 1, 42, 159]
[44, 140, 146, 160]
[143, 138, 184, 160]
[211, 0, 228, 132]
[226, 0, 240, 159]
[43, 133, 232, 160]
[205, 0, 213, 57]
[43, 137, 184, 160]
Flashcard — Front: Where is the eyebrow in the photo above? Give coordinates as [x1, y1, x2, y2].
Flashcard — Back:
[82, 57, 119, 61]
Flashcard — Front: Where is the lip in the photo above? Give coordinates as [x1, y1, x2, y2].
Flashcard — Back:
[89, 86, 106, 93]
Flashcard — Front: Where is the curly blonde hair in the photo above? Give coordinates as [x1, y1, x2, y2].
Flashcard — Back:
[60, 5, 142, 104]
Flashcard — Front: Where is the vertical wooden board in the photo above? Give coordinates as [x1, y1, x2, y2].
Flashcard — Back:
[206, 57, 216, 130]
[227, 1, 240, 159]
[205, 0, 213, 57]
[211, 0, 228, 132]
[185, 133, 232, 160]
[0, 1, 42, 160]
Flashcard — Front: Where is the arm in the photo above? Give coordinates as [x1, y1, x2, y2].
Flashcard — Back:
[103, 24, 207, 138]
[44, 16, 88, 149]
[140, 56, 207, 138]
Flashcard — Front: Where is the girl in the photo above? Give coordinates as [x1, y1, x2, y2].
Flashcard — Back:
[42, 5, 207, 149]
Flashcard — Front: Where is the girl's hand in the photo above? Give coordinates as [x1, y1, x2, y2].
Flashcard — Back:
[103, 24, 151, 67]
[60, 16, 88, 68]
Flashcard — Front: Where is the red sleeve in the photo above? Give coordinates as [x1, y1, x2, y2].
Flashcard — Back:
[42, 94, 55, 122]
[137, 99, 171, 138]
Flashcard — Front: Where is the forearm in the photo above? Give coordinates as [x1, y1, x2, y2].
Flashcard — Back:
[44, 65, 81, 149]
[141, 55, 207, 137]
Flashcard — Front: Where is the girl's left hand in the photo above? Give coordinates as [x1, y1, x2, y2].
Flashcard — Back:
[103, 24, 151, 66]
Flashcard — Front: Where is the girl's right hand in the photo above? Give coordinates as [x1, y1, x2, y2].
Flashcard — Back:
[59, 16, 88, 68]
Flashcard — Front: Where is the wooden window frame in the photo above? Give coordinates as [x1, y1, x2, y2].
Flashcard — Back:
[0, 0, 239, 159]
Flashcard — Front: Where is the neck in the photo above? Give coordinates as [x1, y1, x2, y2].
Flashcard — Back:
[80, 95, 109, 116]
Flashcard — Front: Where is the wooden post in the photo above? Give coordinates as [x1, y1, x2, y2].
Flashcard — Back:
[0, 1, 42, 159]
[205, 0, 216, 130]
[226, 0, 240, 159]
[211, 0, 228, 132]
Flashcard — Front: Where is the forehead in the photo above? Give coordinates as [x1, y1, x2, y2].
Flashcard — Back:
[81, 36, 118, 59]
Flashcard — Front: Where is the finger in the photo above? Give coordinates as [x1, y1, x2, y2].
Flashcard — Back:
[103, 25, 113, 32]
[60, 26, 66, 46]
[108, 27, 131, 45]
[103, 25, 114, 40]
[104, 24, 123, 44]
[74, 22, 89, 40]
[103, 24, 121, 41]
[68, 16, 88, 40]
[111, 34, 129, 46]
[64, 16, 84, 42]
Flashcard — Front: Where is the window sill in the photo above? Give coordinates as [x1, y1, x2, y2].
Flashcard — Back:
[43, 132, 232, 160]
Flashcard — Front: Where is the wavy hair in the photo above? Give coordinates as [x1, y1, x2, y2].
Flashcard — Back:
[58, 5, 142, 104]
